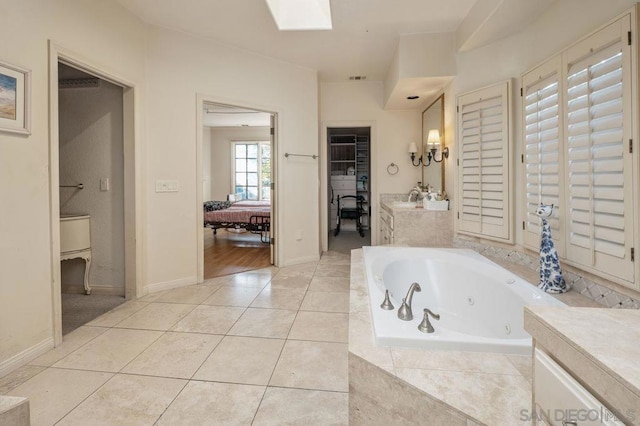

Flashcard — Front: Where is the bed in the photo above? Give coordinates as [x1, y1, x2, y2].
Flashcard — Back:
[204, 198, 271, 243]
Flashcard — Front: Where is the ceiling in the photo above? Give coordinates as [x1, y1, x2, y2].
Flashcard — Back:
[115, 0, 477, 82]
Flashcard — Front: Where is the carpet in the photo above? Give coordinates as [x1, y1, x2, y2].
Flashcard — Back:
[62, 293, 125, 335]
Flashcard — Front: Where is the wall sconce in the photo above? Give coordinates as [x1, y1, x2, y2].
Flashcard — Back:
[408, 130, 449, 167]
[408, 142, 421, 166]
[423, 129, 449, 167]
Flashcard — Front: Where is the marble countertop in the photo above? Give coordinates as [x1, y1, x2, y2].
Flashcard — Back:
[524, 306, 640, 424]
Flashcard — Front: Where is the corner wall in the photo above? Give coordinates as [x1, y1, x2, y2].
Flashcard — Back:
[0, 0, 145, 372]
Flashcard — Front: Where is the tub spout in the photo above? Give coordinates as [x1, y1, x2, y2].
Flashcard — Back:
[397, 282, 421, 321]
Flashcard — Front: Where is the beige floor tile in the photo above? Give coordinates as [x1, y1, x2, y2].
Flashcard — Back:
[7, 368, 112, 426]
[250, 287, 306, 310]
[171, 305, 245, 334]
[227, 272, 272, 288]
[300, 291, 350, 313]
[114, 302, 195, 331]
[122, 332, 222, 379]
[201, 275, 234, 286]
[0, 365, 46, 394]
[201, 286, 262, 307]
[308, 276, 350, 293]
[288, 311, 349, 343]
[193, 336, 284, 385]
[57, 374, 186, 425]
[29, 326, 108, 367]
[252, 387, 348, 426]
[270, 340, 348, 392]
[268, 274, 312, 289]
[53, 328, 163, 372]
[228, 308, 296, 339]
[86, 301, 149, 327]
[314, 264, 350, 278]
[275, 261, 318, 277]
[157, 381, 265, 426]
[152, 285, 218, 304]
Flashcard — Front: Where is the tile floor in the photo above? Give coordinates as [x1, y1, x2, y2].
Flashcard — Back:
[1, 251, 351, 426]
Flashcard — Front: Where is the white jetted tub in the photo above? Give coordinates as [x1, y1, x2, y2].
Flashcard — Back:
[362, 246, 565, 354]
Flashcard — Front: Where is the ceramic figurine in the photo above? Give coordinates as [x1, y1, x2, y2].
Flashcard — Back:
[536, 204, 569, 293]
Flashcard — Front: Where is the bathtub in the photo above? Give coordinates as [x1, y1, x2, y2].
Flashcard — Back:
[362, 246, 565, 355]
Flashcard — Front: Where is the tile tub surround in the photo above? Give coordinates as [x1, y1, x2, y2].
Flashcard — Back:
[525, 307, 640, 426]
[0, 396, 29, 425]
[453, 237, 640, 310]
[349, 249, 534, 425]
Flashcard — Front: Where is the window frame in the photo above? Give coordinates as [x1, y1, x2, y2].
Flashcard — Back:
[231, 141, 271, 201]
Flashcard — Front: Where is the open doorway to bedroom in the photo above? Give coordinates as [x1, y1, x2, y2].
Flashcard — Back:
[200, 103, 275, 279]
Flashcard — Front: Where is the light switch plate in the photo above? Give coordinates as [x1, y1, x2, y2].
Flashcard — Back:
[100, 177, 110, 192]
[155, 180, 179, 193]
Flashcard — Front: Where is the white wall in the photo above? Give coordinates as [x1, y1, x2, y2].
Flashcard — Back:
[144, 26, 319, 287]
[0, 0, 145, 371]
[446, 0, 639, 244]
[207, 126, 271, 201]
[320, 81, 422, 195]
[59, 79, 125, 294]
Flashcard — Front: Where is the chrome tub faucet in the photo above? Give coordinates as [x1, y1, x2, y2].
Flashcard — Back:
[397, 282, 421, 321]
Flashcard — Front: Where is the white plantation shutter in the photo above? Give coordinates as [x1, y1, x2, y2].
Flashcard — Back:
[457, 81, 511, 241]
[522, 58, 564, 254]
[564, 16, 633, 283]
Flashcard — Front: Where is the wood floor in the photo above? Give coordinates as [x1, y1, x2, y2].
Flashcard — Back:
[203, 228, 271, 279]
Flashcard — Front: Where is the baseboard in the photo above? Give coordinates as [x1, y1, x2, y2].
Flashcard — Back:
[145, 276, 197, 294]
[61, 285, 125, 296]
[0, 337, 54, 379]
[280, 255, 321, 267]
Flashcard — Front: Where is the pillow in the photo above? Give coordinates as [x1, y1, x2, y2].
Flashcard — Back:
[204, 201, 231, 212]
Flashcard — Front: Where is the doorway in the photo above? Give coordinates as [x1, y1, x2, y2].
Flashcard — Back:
[327, 127, 371, 253]
[199, 102, 276, 279]
[49, 43, 140, 346]
[57, 63, 126, 334]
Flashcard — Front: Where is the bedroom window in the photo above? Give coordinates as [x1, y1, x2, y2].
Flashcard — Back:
[233, 142, 271, 200]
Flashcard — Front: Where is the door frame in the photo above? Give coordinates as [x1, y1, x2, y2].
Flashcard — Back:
[48, 41, 143, 345]
[196, 95, 281, 283]
[320, 120, 377, 251]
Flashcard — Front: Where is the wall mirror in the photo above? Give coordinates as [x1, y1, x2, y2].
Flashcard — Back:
[421, 94, 445, 193]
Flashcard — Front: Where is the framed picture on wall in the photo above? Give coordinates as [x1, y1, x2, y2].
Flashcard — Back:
[0, 59, 31, 135]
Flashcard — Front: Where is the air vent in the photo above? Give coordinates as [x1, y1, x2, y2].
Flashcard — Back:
[59, 78, 100, 89]
[349, 76, 367, 81]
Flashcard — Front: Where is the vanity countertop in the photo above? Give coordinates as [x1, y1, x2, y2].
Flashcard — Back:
[380, 200, 426, 212]
[524, 306, 640, 424]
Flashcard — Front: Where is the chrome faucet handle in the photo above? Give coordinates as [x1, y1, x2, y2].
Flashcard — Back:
[418, 308, 440, 333]
[380, 289, 394, 310]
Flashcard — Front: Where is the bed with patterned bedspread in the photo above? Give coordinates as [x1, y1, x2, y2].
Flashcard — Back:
[203, 200, 271, 242]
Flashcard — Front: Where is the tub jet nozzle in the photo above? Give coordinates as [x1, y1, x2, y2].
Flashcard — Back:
[380, 289, 394, 310]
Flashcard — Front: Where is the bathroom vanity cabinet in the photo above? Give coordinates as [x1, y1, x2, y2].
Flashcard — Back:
[378, 200, 452, 247]
[525, 307, 639, 426]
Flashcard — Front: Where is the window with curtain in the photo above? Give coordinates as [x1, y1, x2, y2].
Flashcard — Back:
[233, 142, 271, 200]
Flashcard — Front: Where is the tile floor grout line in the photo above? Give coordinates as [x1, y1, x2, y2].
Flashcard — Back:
[51, 370, 117, 425]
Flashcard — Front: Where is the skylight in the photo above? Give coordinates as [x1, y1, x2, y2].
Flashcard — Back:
[265, 0, 332, 31]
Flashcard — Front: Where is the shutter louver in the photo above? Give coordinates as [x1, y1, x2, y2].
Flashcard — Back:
[522, 58, 563, 253]
[564, 17, 633, 282]
[457, 82, 511, 241]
